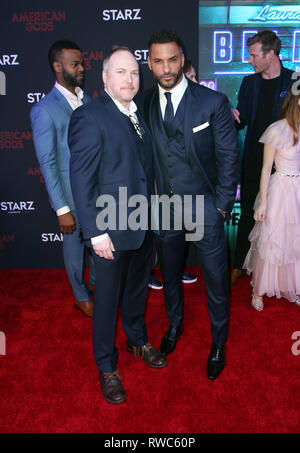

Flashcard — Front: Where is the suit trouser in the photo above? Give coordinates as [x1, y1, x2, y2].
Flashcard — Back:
[62, 213, 96, 302]
[91, 232, 152, 372]
[155, 212, 229, 344]
[233, 175, 259, 270]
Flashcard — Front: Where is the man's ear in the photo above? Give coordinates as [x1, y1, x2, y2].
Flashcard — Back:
[102, 70, 107, 86]
[147, 56, 152, 71]
[53, 60, 62, 74]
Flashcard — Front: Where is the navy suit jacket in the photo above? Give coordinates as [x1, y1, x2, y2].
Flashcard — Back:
[30, 86, 90, 212]
[236, 66, 294, 163]
[68, 92, 154, 251]
[140, 79, 240, 215]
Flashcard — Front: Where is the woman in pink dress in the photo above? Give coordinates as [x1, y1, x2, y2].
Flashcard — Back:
[243, 87, 300, 311]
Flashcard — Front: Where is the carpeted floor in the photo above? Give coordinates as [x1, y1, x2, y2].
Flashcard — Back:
[1, 267, 300, 433]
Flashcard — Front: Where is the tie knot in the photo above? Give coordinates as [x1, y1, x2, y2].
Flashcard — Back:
[164, 92, 172, 102]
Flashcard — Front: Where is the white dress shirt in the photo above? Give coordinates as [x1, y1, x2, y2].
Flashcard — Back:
[158, 75, 188, 119]
[54, 82, 84, 217]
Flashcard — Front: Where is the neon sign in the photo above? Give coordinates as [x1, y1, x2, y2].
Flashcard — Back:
[213, 29, 300, 66]
[250, 4, 300, 22]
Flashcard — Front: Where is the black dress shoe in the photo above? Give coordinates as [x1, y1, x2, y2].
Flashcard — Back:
[160, 324, 183, 356]
[181, 271, 197, 284]
[148, 275, 163, 290]
[207, 343, 225, 380]
[99, 370, 126, 405]
[126, 342, 167, 368]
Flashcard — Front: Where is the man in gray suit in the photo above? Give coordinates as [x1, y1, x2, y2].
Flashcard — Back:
[30, 40, 95, 317]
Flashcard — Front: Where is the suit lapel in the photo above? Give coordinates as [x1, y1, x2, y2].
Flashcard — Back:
[148, 88, 167, 194]
[183, 82, 216, 196]
[183, 83, 201, 156]
[52, 87, 73, 115]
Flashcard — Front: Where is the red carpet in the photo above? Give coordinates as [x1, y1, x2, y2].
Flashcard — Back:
[1, 267, 300, 433]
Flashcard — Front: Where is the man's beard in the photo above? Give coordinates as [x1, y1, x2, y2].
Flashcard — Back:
[154, 68, 183, 89]
[62, 68, 83, 87]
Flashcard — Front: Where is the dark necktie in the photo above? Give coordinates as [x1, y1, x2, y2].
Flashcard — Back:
[163, 92, 174, 137]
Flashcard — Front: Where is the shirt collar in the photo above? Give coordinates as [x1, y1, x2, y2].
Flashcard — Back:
[55, 81, 84, 100]
[158, 74, 188, 102]
[105, 89, 137, 117]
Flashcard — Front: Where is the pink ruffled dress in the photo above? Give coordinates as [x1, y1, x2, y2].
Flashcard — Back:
[243, 119, 300, 302]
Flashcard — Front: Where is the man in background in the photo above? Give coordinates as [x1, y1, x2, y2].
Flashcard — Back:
[30, 40, 95, 317]
[231, 31, 294, 285]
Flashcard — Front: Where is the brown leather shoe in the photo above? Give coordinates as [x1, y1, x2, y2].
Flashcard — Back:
[74, 299, 93, 317]
[99, 370, 126, 405]
[126, 342, 167, 369]
[231, 268, 246, 286]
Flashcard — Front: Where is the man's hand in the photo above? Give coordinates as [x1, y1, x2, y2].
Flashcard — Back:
[93, 236, 115, 260]
[217, 208, 226, 218]
[231, 108, 241, 124]
[57, 212, 76, 234]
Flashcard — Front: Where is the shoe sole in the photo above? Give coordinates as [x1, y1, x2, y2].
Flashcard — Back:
[103, 395, 126, 405]
[181, 278, 197, 284]
[148, 284, 163, 290]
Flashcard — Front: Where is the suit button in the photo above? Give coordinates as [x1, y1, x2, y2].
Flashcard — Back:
[141, 178, 145, 182]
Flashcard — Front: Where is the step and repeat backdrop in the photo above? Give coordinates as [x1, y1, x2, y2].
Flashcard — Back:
[1, 0, 299, 268]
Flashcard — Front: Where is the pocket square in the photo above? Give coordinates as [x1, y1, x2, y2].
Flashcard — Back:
[193, 122, 209, 133]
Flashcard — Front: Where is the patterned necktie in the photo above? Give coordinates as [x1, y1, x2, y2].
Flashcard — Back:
[128, 114, 145, 139]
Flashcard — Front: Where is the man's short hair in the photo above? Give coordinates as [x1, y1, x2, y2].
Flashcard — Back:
[102, 46, 133, 71]
[48, 40, 81, 72]
[148, 29, 183, 51]
[247, 30, 281, 56]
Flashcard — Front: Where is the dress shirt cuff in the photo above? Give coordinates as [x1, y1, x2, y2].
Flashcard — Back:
[91, 233, 109, 245]
[56, 206, 71, 216]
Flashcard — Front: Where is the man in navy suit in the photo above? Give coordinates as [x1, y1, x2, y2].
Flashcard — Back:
[142, 30, 239, 379]
[68, 47, 167, 405]
[30, 40, 95, 317]
[230, 31, 294, 285]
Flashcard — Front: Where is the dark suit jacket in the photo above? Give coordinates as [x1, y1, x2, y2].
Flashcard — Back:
[68, 92, 154, 251]
[236, 66, 294, 163]
[140, 79, 240, 215]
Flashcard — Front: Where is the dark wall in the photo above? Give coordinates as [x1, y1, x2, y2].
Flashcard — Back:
[0, 0, 198, 268]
